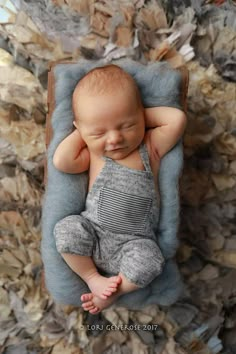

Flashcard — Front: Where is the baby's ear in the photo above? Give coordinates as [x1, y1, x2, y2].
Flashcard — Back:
[73, 120, 78, 129]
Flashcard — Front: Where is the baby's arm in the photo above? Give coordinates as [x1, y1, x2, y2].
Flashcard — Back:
[144, 107, 187, 158]
[53, 129, 90, 173]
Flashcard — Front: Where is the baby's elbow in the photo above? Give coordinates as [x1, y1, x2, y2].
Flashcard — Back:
[53, 153, 65, 172]
[173, 111, 187, 138]
[53, 153, 59, 169]
[178, 111, 187, 130]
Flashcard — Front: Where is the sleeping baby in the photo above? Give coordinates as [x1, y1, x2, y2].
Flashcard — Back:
[53, 64, 187, 314]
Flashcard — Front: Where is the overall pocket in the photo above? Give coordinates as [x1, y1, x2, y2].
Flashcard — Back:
[98, 187, 152, 235]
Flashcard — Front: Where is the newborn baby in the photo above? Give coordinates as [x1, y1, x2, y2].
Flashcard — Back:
[53, 64, 187, 314]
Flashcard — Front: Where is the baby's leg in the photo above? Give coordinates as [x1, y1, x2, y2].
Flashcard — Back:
[119, 238, 165, 288]
[81, 238, 164, 314]
[53, 215, 121, 299]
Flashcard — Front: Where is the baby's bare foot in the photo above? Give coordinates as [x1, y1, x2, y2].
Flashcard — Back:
[81, 292, 120, 314]
[86, 273, 122, 300]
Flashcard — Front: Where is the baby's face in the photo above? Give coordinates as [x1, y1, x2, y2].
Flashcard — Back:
[74, 89, 145, 160]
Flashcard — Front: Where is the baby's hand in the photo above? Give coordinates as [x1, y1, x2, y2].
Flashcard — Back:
[53, 129, 90, 174]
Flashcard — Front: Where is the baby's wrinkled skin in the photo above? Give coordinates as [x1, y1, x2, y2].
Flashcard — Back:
[53, 65, 187, 314]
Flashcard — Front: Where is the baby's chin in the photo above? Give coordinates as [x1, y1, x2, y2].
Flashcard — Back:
[104, 147, 129, 159]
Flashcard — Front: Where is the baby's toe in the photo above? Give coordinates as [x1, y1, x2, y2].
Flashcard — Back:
[102, 290, 112, 298]
[108, 285, 118, 291]
[82, 301, 93, 309]
[81, 293, 93, 302]
[110, 276, 121, 284]
[115, 275, 122, 284]
[89, 306, 100, 314]
[109, 282, 119, 288]
[84, 304, 96, 311]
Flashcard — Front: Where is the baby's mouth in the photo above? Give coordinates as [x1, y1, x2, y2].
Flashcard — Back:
[105, 146, 124, 152]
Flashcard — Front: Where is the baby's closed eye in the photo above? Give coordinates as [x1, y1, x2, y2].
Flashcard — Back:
[90, 132, 105, 138]
[121, 123, 135, 129]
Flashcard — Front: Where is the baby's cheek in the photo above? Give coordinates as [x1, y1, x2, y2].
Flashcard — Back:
[94, 140, 104, 151]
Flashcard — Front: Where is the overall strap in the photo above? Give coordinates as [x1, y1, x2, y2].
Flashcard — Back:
[139, 143, 152, 172]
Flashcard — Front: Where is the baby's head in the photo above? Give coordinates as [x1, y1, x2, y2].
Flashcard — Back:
[72, 64, 145, 159]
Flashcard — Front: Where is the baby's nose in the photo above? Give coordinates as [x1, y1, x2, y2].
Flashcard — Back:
[107, 130, 123, 144]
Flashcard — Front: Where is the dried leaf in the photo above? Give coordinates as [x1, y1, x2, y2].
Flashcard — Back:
[51, 339, 82, 354]
[0, 287, 11, 320]
[103, 309, 124, 327]
[162, 337, 187, 354]
[0, 48, 13, 66]
[119, 4, 135, 27]
[104, 47, 132, 62]
[127, 331, 149, 354]
[149, 41, 170, 61]
[10, 248, 28, 266]
[9, 291, 33, 326]
[0, 319, 18, 346]
[211, 251, 236, 268]
[0, 211, 28, 235]
[91, 11, 110, 37]
[5, 24, 35, 43]
[114, 307, 129, 324]
[179, 43, 195, 62]
[115, 26, 133, 47]
[197, 264, 219, 280]
[1, 249, 23, 269]
[66, 0, 90, 15]
[16, 11, 41, 34]
[207, 233, 225, 251]
[211, 174, 236, 191]
[136, 2, 167, 31]
[164, 48, 185, 68]
[230, 161, 236, 174]
[0, 169, 42, 205]
[133, 312, 153, 325]
[0, 5, 16, 24]
[214, 133, 236, 158]
[0, 50, 45, 111]
[80, 33, 108, 50]
[24, 287, 44, 323]
[27, 249, 42, 267]
[0, 264, 22, 278]
[94, 2, 113, 16]
[177, 244, 193, 262]
[180, 168, 212, 206]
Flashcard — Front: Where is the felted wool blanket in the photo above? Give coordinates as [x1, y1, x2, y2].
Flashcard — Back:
[41, 58, 188, 309]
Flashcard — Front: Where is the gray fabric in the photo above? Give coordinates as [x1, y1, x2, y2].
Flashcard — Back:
[53, 143, 165, 288]
[41, 58, 186, 308]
